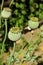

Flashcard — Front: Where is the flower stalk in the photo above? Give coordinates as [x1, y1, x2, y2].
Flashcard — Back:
[6, 42, 16, 65]
[1, 19, 7, 54]
[0, 0, 4, 28]
[9, 0, 14, 7]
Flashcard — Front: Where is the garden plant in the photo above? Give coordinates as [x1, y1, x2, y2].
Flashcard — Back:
[0, 0, 43, 65]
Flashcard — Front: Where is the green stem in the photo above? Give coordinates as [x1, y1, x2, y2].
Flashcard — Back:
[13, 42, 16, 54]
[7, 42, 16, 65]
[15, 20, 19, 27]
[0, 14, 1, 28]
[1, 19, 7, 54]
[0, 0, 4, 28]
[9, 0, 14, 7]
[1, 0, 4, 11]
[10, 42, 15, 56]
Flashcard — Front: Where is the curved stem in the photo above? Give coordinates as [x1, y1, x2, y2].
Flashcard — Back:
[1, 19, 7, 54]
[0, 0, 4, 28]
[1, 0, 4, 11]
[9, 0, 14, 7]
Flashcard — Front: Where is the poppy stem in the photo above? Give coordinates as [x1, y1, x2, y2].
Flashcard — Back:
[6, 42, 16, 65]
[13, 41, 16, 54]
[0, 0, 4, 28]
[1, 19, 7, 54]
[1, 0, 4, 11]
[9, 0, 14, 7]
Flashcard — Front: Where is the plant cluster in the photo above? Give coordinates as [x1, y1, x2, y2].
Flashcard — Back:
[0, 0, 43, 65]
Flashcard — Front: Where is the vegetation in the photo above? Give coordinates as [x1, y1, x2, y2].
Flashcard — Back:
[0, 0, 43, 65]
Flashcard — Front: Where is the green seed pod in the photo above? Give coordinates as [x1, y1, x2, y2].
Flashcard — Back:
[8, 27, 21, 41]
[28, 17, 39, 29]
[1, 7, 11, 18]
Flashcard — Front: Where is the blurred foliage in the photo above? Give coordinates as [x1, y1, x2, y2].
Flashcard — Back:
[39, 4, 43, 20]
[9, 0, 27, 30]
[0, 0, 43, 65]
[9, 0, 43, 31]
[28, 0, 43, 20]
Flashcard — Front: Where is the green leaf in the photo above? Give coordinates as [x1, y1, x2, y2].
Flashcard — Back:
[28, 13, 34, 19]
[14, 9, 19, 15]
[16, 2, 19, 8]
[30, 0, 34, 5]
[21, 10, 26, 15]
[20, 3, 25, 9]
[10, 18, 16, 22]
[36, 11, 39, 15]
[39, 12, 43, 20]
[11, 2, 15, 5]
[30, 7, 35, 12]
[36, 3, 39, 8]
[40, 4, 43, 10]
[21, 0, 25, 2]
[39, 9, 42, 13]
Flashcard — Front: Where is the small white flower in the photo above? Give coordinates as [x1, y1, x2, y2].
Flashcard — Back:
[1, 7, 11, 18]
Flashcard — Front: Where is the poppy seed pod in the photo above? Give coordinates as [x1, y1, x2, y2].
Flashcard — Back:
[1, 7, 11, 18]
[28, 17, 39, 29]
[8, 27, 21, 41]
